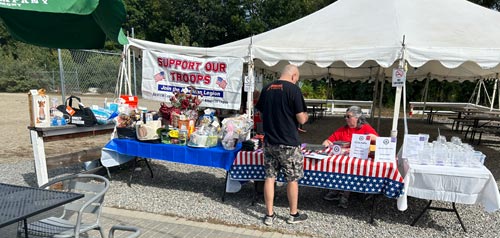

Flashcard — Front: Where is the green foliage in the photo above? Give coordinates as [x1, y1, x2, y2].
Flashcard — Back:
[301, 80, 329, 99]
[469, 0, 500, 10]
[166, 24, 193, 46]
[0, 27, 59, 92]
[1, 0, 499, 103]
[0, 77, 41, 92]
[331, 81, 374, 101]
[300, 82, 314, 98]
[121, 0, 336, 46]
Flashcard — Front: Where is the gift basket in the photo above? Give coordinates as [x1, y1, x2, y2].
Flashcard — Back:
[187, 109, 220, 148]
[220, 114, 253, 150]
[115, 111, 141, 139]
[158, 86, 201, 128]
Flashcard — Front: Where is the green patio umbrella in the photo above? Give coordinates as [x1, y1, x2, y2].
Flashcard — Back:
[0, 0, 128, 49]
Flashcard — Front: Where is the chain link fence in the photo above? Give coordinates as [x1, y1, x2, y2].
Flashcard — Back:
[56, 49, 142, 96]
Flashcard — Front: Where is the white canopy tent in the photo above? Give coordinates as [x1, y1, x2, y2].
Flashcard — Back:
[127, 0, 500, 136]
[216, 0, 500, 75]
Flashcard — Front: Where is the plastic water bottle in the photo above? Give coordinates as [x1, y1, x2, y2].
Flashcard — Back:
[51, 117, 59, 126]
[179, 125, 188, 145]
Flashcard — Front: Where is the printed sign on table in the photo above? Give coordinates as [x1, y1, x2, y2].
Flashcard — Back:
[374, 137, 397, 163]
[142, 51, 244, 110]
[401, 134, 429, 159]
[349, 134, 371, 159]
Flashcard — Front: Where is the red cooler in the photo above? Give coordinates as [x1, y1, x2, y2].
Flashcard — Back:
[120, 95, 138, 109]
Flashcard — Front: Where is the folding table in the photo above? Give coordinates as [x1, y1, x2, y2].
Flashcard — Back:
[397, 160, 500, 232]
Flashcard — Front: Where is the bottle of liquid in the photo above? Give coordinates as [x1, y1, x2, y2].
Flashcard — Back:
[50, 98, 58, 118]
[188, 120, 195, 138]
[179, 125, 188, 145]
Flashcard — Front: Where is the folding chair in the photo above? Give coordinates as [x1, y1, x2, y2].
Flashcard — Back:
[18, 174, 109, 238]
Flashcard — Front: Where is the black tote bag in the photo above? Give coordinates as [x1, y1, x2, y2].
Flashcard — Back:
[56, 95, 97, 127]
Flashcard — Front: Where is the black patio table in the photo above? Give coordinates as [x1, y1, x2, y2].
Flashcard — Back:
[0, 182, 83, 238]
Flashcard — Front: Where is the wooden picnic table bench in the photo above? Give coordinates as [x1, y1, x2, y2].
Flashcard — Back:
[423, 110, 457, 124]
[305, 99, 328, 123]
[463, 115, 500, 144]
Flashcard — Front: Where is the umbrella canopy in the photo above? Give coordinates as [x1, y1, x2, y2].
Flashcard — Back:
[0, 0, 128, 49]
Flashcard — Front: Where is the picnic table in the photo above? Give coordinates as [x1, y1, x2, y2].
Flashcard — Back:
[409, 102, 468, 124]
[305, 99, 327, 122]
[462, 113, 500, 144]
[305, 99, 373, 120]
[29, 124, 115, 186]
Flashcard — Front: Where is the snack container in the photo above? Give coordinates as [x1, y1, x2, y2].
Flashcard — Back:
[28, 89, 50, 127]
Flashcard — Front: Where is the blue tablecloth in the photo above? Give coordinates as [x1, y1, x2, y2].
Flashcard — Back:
[103, 139, 242, 171]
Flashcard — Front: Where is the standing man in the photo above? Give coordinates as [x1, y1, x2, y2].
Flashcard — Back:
[255, 64, 309, 226]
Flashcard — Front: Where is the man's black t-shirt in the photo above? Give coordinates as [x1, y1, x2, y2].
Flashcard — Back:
[255, 80, 307, 146]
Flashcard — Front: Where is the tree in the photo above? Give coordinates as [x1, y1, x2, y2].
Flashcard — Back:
[469, 0, 500, 10]
[1, 0, 499, 97]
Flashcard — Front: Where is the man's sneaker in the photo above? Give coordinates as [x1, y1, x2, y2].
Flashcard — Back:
[287, 212, 308, 224]
[263, 213, 277, 226]
[323, 190, 341, 201]
[338, 196, 349, 209]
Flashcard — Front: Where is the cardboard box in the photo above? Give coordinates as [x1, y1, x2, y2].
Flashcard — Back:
[28, 89, 51, 127]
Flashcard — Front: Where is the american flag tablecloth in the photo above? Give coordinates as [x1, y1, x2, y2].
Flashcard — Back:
[229, 150, 405, 199]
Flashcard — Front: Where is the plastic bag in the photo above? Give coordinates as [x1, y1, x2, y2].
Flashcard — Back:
[91, 107, 118, 125]
[221, 114, 253, 150]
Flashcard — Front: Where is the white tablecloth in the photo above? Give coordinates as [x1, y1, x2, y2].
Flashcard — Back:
[397, 160, 500, 213]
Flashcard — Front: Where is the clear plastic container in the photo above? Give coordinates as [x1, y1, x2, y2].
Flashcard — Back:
[179, 125, 188, 145]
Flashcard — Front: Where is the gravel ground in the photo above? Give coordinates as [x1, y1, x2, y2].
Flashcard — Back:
[1, 104, 500, 237]
[2, 157, 499, 238]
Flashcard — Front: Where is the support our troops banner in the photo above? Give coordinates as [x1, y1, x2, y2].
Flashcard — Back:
[142, 51, 244, 110]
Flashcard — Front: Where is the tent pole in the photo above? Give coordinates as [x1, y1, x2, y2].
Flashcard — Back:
[476, 79, 483, 105]
[491, 78, 497, 111]
[126, 45, 132, 95]
[468, 79, 480, 105]
[392, 86, 403, 135]
[246, 37, 255, 119]
[421, 75, 430, 120]
[481, 79, 492, 107]
[391, 39, 408, 137]
[370, 73, 378, 125]
[57, 49, 66, 103]
[114, 51, 123, 98]
[246, 61, 255, 118]
[118, 56, 123, 97]
[370, 67, 381, 125]
[497, 74, 500, 110]
[376, 73, 385, 132]
[131, 28, 137, 96]
[402, 83, 408, 135]
[117, 46, 127, 98]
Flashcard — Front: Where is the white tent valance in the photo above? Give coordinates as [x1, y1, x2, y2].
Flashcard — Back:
[128, 0, 500, 82]
[218, 0, 500, 68]
[126, 0, 500, 134]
